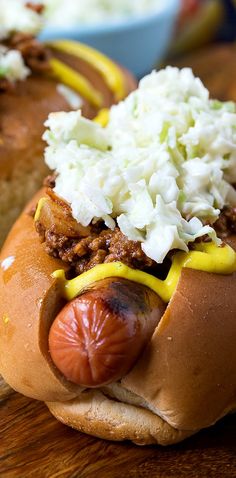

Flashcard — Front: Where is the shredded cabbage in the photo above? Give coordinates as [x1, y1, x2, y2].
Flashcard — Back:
[0, 47, 30, 82]
[0, 0, 42, 40]
[42, 0, 164, 26]
[44, 67, 236, 263]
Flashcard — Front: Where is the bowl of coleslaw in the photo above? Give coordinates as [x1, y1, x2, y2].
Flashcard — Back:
[39, 0, 180, 77]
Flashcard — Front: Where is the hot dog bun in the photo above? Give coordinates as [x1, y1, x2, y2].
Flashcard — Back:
[47, 390, 193, 445]
[47, 260, 236, 443]
[0, 190, 236, 444]
[122, 267, 236, 431]
[0, 190, 79, 401]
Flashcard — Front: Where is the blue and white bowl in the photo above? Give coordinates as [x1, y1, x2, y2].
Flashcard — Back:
[39, 0, 180, 78]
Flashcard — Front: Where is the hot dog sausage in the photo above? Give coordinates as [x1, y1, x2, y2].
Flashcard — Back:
[49, 278, 165, 387]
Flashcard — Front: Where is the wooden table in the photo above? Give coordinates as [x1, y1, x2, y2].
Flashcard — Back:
[1, 44, 236, 478]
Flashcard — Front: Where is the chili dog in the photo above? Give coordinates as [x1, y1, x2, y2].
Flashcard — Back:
[0, 189, 193, 445]
[0, 67, 236, 445]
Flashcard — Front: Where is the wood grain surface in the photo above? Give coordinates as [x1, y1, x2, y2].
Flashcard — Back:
[1, 44, 236, 478]
[1, 375, 236, 478]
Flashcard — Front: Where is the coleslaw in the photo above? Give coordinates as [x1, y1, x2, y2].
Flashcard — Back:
[44, 67, 236, 263]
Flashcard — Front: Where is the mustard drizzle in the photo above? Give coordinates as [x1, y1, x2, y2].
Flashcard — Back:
[49, 57, 103, 108]
[52, 243, 236, 303]
[93, 108, 110, 127]
[47, 39, 126, 101]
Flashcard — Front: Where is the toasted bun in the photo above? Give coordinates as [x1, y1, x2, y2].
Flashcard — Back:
[0, 47, 136, 245]
[0, 190, 236, 444]
[46, 260, 236, 443]
[0, 190, 80, 401]
[47, 390, 193, 446]
[122, 266, 236, 431]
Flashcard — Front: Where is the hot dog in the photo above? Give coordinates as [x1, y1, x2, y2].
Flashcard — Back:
[49, 278, 165, 387]
[0, 66, 236, 445]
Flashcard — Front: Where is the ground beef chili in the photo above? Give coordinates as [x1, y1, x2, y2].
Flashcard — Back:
[7, 33, 51, 73]
[0, 78, 14, 93]
[1, 30, 51, 95]
[36, 220, 156, 275]
[25, 2, 44, 14]
[43, 175, 56, 189]
[214, 205, 236, 239]
[0, 3, 48, 90]
[35, 193, 236, 276]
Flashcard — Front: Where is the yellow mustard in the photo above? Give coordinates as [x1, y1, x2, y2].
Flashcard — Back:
[52, 242, 236, 303]
[34, 197, 48, 222]
[93, 108, 110, 127]
[49, 57, 103, 108]
[47, 40, 126, 101]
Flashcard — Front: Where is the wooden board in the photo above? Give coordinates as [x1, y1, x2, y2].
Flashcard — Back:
[1, 44, 236, 478]
[1, 376, 236, 478]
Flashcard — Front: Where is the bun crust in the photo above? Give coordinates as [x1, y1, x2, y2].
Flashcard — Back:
[0, 190, 79, 401]
[46, 390, 193, 445]
[122, 267, 236, 431]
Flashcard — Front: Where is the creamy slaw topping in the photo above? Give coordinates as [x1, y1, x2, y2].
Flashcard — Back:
[42, 0, 165, 26]
[0, 1, 42, 82]
[44, 67, 236, 264]
[0, 46, 30, 82]
[0, 0, 42, 40]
